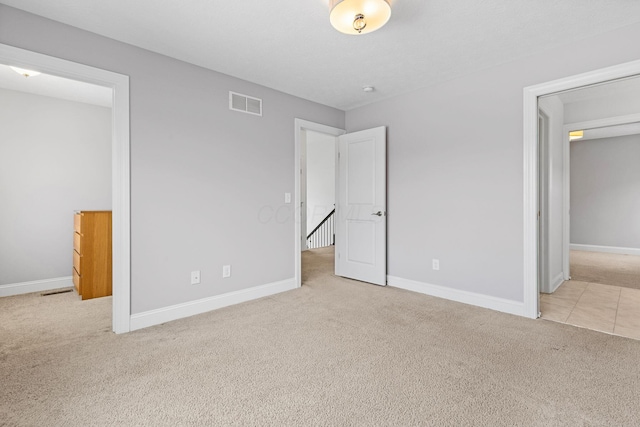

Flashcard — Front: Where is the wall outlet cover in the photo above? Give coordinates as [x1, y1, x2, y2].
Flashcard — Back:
[223, 265, 231, 278]
[191, 270, 201, 285]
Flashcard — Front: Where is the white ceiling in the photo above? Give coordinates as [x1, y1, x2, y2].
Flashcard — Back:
[0, 64, 112, 107]
[3, 0, 640, 110]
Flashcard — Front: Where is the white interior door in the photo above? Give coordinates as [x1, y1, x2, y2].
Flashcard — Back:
[335, 126, 386, 286]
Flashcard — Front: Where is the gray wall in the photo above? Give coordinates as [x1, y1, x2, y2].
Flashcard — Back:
[0, 5, 344, 313]
[346, 22, 640, 302]
[570, 134, 640, 249]
[0, 88, 111, 285]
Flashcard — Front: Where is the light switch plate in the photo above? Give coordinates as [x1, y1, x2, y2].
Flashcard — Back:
[285, 192, 291, 203]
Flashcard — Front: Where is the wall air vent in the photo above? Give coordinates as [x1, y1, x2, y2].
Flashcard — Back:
[229, 91, 262, 116]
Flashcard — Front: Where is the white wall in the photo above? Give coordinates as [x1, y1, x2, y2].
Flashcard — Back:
[538, 96, 565, 291]
[346, 22, 640, 305]
[305, 130, 335, 236]
[564, 92, 640, 123]
[0, 88, 111, 286]
[570, 134, 640, 250]
[0, 5, 344, 314]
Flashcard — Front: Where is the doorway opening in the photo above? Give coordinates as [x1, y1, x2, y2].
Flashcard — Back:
[525, 61, 640, 339]
[300, 129, 338, 284]
[0, 44, 131, 333]
[294, 120, 388, 288]
[295, 120, 344, 286]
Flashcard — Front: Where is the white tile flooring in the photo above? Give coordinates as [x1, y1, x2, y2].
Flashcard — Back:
[540, 280, 640, 340]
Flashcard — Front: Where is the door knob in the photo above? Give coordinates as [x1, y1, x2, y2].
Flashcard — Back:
[371, 211, 384, 216]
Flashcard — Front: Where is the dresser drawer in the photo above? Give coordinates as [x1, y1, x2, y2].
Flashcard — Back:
[73, 267, 81, 294]
[73, 232, 81, 253]
[74, 212, 82, 233]
[73, 250, 82, 274]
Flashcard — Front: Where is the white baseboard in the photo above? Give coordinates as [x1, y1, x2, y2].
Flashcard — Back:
[0, 276, 73, 297]
[387, 275, 525, 317]
[130, 278, 297, 331]
[570, 244, 640, 256]
[549, 272, 565, 293]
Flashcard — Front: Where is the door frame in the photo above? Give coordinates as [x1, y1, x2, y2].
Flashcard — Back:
[523, 59, 640, 319]
[294, 119, 345, 287]
[537, 110, 549, 295]
[0, 44, 132, 333]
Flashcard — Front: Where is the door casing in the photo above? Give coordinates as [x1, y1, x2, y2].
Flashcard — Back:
[523, 59, 640, 319]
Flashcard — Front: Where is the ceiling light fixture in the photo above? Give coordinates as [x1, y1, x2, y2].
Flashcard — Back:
[330, 0, 391, 35]
[569, 130, 584, 141]
[10, 66, 41, 78]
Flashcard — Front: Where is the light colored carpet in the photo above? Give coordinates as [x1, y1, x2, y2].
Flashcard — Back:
[571, 250, 640, 290]
[2, 247, 640, 426]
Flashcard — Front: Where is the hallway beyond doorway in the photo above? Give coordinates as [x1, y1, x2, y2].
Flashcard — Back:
[540, 251, 640, 340]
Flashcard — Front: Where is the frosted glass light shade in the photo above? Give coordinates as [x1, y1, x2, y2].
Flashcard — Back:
[569, 130, 584, 141]
[330, 0, 391, 35]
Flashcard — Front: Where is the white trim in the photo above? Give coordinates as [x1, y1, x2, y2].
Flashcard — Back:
[549, 272, 565, 293]
[562, 121, 571, 280]
[387, 276, 525, 317]
[537, 109, 549, 293]
[130, 278, 297, 331]
[0, 44, 131, 334]
[523, 85, 539, 319]
[523, 59, 640, 320]
[294, 119, 345, 288]
[570, 244, 640, 256]
[0, 276, 73, 297]
[565, 113, 640, 135]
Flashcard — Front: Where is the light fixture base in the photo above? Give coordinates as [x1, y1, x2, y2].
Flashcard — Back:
[329, 0, 391, 35]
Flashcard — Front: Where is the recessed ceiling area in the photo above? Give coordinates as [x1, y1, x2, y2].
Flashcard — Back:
[578, 122, 640, 141]
[2, 0, 640, 110]
[542, 74, 640, 140]
[0, 64, 112, 107]
[553, 76, 640, 106]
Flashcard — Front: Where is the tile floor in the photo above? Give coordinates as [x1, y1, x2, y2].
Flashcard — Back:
[540, 280, 640, 340]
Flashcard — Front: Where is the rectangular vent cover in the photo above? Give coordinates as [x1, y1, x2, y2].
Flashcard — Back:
[229, 91, 262, 116]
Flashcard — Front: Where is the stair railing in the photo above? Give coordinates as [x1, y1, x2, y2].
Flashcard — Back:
[306, 209, 335, 249]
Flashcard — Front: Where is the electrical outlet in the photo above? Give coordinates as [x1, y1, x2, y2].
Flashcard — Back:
[222, 265, 231, 278]
[191, 270, 201, 285]
[432, 259, 440, 271]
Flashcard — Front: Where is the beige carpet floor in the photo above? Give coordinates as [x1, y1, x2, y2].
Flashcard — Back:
[2, 247, 640, 426]
[570, 250, 640, 290]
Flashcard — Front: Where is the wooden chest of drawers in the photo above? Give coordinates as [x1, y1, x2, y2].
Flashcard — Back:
[73, 211, 112, 300]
